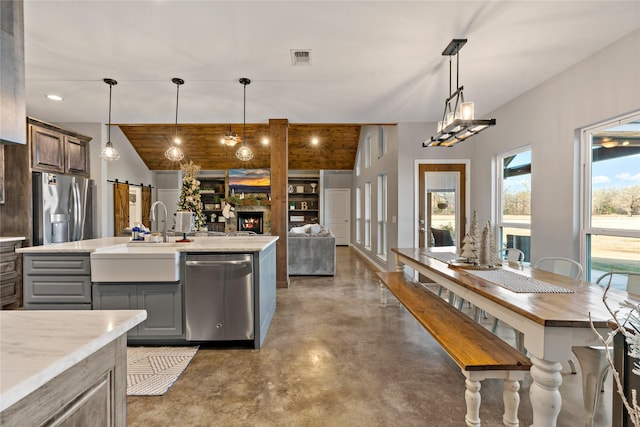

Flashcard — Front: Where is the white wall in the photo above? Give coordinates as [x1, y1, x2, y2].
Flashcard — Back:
[469, 29, 640, 263]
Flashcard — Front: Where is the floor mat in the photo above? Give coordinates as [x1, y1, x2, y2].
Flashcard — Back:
[126, 346, 198, 396]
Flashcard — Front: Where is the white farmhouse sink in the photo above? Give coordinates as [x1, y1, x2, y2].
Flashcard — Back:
[91, 244, 180, 282]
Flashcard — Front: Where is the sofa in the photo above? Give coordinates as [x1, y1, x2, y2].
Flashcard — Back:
[288, 224, 336, 276]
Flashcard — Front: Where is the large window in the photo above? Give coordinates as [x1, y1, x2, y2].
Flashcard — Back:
[364, 134, 371, 168]
[377, 174, 388, 259]
[355, 186, 361, 244]
[377, 126, 387, 159]
[496, 147, 531, 262]
[364, 181, 371, 250]
[582, 113, 640, 286]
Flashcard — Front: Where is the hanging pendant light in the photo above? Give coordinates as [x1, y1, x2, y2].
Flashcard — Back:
[100, 78, 120, 161]
[221, 126, 240, 147]
[235, 77, 254, 161]
[165, 77, 185, 161]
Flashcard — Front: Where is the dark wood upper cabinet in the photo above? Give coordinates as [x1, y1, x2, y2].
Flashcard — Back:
[28, 118, 91, 177]
[30, 125, 65, 173]
[65, 135, 89, 175]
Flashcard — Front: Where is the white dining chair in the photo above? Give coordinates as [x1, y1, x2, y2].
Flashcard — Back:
[499, 248, 525, 265]
[492, 248, 526, 337]
[571, 272, 640, 427]
[534, 257, 583, 281]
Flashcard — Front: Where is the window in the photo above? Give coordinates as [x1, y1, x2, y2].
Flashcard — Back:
[377, 127, 387, 159]
[355, 150, 361, 177]
[355, 186, 362, 244]
[582, 113, 640, 286]
[364, 181, 371, 250]
[364, 134, 371, 168]
[496, 147, 531, 262]
[377, 174, 388, 259]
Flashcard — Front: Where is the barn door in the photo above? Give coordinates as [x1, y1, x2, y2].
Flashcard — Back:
[114, 182, 130, 236]
[141, 186, 152, 229]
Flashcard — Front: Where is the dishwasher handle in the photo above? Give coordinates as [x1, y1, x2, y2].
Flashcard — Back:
[186, 260, 252, 267]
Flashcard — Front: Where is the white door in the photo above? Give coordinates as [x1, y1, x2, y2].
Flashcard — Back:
[324, 188, 351, 245]
[157, 189, 179, 231]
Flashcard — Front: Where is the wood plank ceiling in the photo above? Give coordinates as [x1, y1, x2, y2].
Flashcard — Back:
[118, 123, 364, 171]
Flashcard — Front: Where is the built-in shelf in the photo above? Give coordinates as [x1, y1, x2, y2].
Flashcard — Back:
[288, 175, 320, 227]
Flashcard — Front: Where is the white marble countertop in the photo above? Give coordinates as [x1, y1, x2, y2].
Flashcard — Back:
[0, 310, 146, 412]
[17, 235, 279, 254]
[0, 236, 26, 243]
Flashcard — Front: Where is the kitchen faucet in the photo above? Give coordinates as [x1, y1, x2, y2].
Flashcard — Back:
[150, 201, 168, 242]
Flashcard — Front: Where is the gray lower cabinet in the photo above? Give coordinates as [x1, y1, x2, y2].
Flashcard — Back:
[92, 283, 183, 340]
[23, 254, 92, 309]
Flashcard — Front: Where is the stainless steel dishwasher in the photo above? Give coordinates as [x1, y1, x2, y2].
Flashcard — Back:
[185, 254, 254, 341]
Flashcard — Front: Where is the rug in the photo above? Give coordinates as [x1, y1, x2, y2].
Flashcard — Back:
[126, 346, 198, 396]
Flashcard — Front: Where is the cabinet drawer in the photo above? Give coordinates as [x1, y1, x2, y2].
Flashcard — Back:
[0, 241, 22, 254]
[1, 278, 19, 305]
[24, 255, 90, 275]
[0, 253, 18, 275]
[24, 276, 91, 303]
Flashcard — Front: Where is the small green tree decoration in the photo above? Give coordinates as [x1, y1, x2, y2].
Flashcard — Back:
[179, 160, 206, 231]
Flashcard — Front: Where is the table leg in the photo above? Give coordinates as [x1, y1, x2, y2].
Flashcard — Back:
[529, 355, 563, 427]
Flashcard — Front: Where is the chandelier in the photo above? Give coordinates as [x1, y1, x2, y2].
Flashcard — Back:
[424, 39, 496, 147]
[221, 127, 240, 147]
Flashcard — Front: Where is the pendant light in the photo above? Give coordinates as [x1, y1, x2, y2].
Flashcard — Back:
[100, 78, 120, 161]
[424, 39, 496, 147]
[165, 77, 185, 162]
[235, 77, 254, 161]
[221, 127, 239, 146]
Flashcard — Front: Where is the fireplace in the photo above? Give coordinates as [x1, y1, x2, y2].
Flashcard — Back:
[237, 212, 263, 234]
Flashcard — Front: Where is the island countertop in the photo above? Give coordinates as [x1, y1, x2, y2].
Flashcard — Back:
[16, 235, 279, 254]
[0, 309, 146, 412]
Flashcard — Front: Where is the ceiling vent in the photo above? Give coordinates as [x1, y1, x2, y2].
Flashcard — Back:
[291, 49, 311, 66]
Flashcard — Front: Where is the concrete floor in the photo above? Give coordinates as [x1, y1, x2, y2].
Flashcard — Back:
[128, 246, 612, 426]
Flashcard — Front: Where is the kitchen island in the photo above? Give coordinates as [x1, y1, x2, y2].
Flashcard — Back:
[0, 309, 146, 426]
[17, 236, 278, 348]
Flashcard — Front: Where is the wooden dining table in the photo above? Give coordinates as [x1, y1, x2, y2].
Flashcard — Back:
[391, 247, 636, 427]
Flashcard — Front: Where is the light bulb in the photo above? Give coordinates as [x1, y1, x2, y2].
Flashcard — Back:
[461, 102, 474, 120]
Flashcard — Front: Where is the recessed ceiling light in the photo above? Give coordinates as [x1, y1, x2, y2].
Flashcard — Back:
[262, 137, 269, 145]
[46, 94, 63, 101]
[311, 137, 319, 145]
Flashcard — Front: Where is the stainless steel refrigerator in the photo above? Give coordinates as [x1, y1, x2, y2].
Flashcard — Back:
[32, 172, 95, 246]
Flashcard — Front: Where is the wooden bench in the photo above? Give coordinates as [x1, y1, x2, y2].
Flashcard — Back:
[376, 271, 532, 427]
